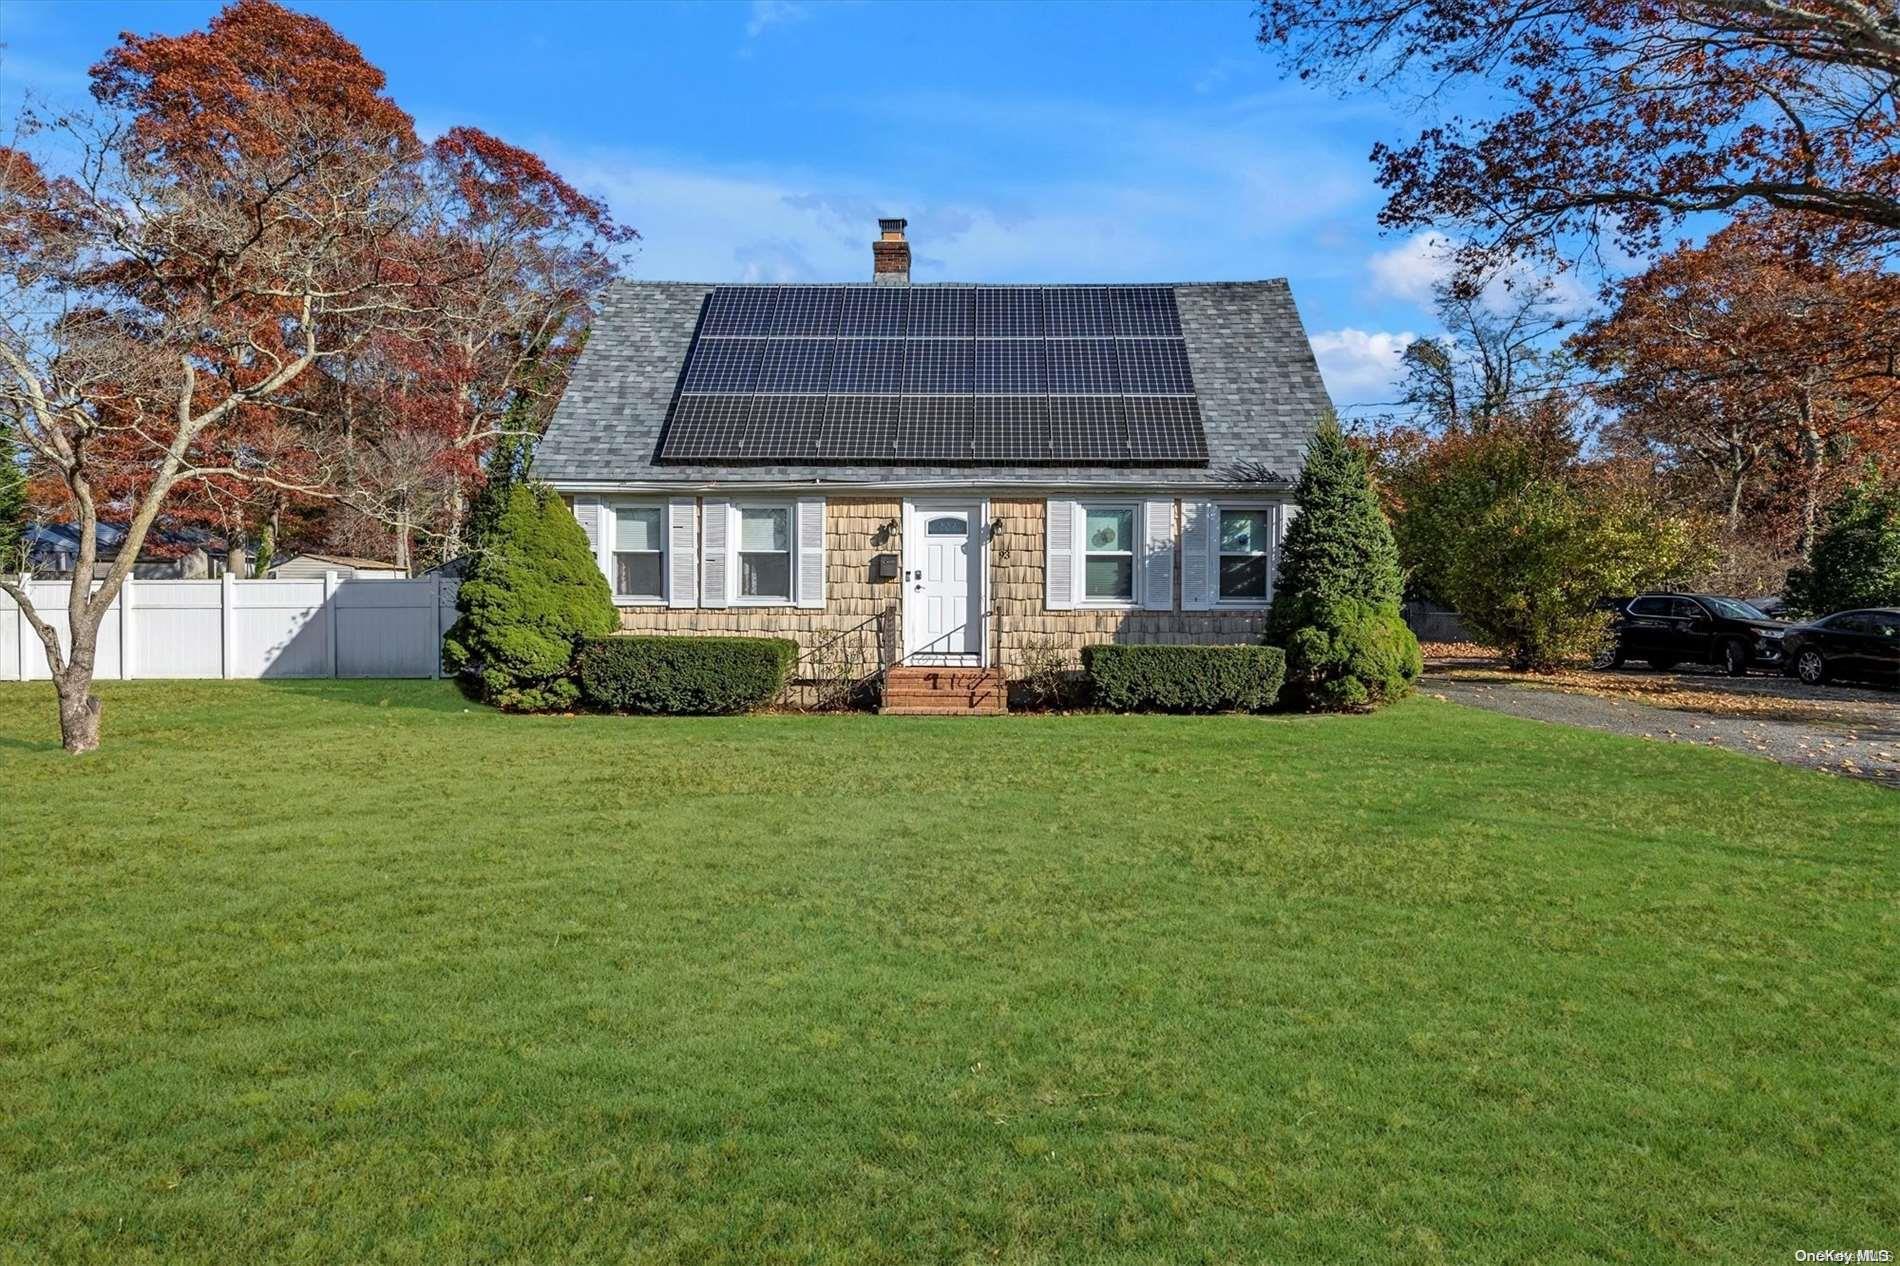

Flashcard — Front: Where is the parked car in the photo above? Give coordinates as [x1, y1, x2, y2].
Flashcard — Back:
[1782, 609, 1900, 686]
[1595, 593, 1792, 676]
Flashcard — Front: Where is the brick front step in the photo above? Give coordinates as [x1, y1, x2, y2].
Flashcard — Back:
[880, 667, 1008, 715]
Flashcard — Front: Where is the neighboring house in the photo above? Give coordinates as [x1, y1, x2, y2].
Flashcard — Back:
[536, 219, 1329, 684]
[23, 523, 230, 580]
[267, 553, 406, 579]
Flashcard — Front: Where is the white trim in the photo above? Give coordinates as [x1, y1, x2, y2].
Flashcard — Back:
[1209, 499, 1280, 609]
[605, 498, 668, 607]
[549, 478, 1296, 496]
[1076, 500, 1141, 608]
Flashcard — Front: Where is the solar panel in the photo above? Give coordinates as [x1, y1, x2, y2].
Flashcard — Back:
[1044, 287, 1114, 337]
[1125, 397, 1207, 461]
[903, 339, 972, 394]
[773, 285, 842, 337]
[838, 287, 907, 337]
[744, 395, 825, 455]
[975, 339, 1045, 394]
[756, 339, 834, 393]
[831, 338, 905, 393]
[701, 287, 778, 337]
[908, 288, 973, 338]
[896, 394, 973, 459]
[1112, 286, 1180, 337]
[976, 288, 1043, 338]
[662, 395, 755, 459]
[974, 395, 1050, 461]
[1046, 339, 1120, 394]
[656, 285, 1206, 466]
[1049, 396, 1129, 460]
[1115, 338, 1193, 394]
[821, 394, 898, 458]
[680, 337, 764, 393]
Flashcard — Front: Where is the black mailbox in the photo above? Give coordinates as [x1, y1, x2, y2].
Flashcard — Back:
[870, 553, 900, 582]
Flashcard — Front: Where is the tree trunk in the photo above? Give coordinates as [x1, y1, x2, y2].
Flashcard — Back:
[51, 619, 103, 754]
[1798, 422, 1824, 556]
[444, 483, 465, 565]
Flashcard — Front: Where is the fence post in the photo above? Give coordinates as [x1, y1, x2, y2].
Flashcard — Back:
[120, 578, 135, 680]
[220, 571, 236, 679]
[324, 571, 340, 679]
[432, 575, 444, 680]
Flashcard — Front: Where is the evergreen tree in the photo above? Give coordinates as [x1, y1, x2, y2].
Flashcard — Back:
[464, 430, 532, 558]
[1785, 470, 1900, 616]
[1266, 414, 1420, 710]
[442, 483, 616, 711]
[0, 436, 26, 575]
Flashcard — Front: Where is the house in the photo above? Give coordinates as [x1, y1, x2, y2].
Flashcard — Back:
[536, 219, 1329, 705]
[267, 553, 407, 580]
[22, 523, 231, 580]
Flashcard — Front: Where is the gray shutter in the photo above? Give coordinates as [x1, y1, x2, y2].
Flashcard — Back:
[794, 497, 826, 609]
[573, 495, 612, 587]
[1141, 498, 1174, 611]
[667, 498, 698, 608]
[700, 499, 730, 609]
[1181, 499, 1216, 611]
[1045, 498, 1077, 610]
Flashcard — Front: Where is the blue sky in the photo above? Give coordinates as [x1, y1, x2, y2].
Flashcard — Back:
[1, 0, 1493, 413]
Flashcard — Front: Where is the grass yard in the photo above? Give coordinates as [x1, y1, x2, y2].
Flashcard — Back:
[2, 682, 1896, 1264]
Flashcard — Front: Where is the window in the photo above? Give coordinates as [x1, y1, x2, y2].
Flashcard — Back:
[738, 506, 791, 601]
[1671, 598, 1708, 620]
[1082, 505, 1136, 602]
[1826, 611, 1873, 634]
[1629, 596, 1671, 616]
[1217, 507, 1272, 602]
[927, 516, 966, 536]
[1701, 596, 1768, 621]
[613, 505, 664, 601]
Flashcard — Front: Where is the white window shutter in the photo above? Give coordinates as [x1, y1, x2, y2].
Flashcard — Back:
[1181, 499, 1216, 610]
[1141, 498, 1175, 611]
[574, 495, 612, 586]
[1045, 498, 1077, 610]
[795, 497, 826, 609]
[667, 498, 698, 608]
[700, 499, 730, 609]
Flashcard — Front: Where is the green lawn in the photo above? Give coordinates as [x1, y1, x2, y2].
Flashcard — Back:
[2, 682, 1896, 1264]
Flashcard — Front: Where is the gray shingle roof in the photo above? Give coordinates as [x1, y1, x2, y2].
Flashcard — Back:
[536, 279, 1330, 489]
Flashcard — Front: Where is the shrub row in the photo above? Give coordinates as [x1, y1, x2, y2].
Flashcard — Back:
[1082, 644, 1286, 713]
[578, 635, 798, 715]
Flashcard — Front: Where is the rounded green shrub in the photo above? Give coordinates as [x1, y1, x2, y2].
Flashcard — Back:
[1281, 599, 1422, 712]
[443, 484, 617, 711]
[1082, 644, 1286, 713]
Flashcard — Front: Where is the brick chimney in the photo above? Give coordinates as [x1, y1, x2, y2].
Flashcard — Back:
[872, 218, 910, 285]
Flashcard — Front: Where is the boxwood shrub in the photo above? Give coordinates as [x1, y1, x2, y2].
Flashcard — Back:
[1082, 644, 1286, 713]
[577, 635, 799, 715]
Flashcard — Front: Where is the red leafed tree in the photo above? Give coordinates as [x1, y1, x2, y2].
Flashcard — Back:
[1257, 2, 1900, 264]
[0, 0, 423, 751]
[1574, 218, 1900, 550]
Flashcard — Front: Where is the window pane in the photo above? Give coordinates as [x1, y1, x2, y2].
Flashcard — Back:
[1220, 509, 1268, 554]
[740, 507, 789, 552]
[1084, 507, 1133, 553]
[614, 551, 663, 597]
[741, 551, 791, 599]
[1219, 555, 1268, 600]
[926, 516, 966, 536]
[615, 506, 662, 553]
[1084, 556, 1134, 600]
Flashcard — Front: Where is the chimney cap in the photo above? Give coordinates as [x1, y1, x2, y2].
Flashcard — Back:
[878, 217, 907, 237]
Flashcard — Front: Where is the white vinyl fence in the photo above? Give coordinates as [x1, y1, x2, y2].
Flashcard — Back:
[0, 575, 458, 681]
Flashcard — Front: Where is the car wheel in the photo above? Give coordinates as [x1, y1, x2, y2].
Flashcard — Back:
[1722, 639, 1749, 677]
[1646, 657, 1677, 672]
[1591, 641, 1624, 670]
[1795, 648, 1827, 686]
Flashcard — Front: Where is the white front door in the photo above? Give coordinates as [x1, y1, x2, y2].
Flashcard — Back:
[904, 501, 983, 664]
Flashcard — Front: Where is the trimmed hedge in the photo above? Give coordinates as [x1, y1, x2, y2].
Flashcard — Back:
[577, 635, 799, 715]
[1082, 644, 1286, 714]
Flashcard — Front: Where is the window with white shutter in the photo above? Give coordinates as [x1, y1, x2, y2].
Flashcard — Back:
[1045, 498, 1077, 610]
[1180, 499, 1216, 610]
[667, 498, 697, 608]
[795, 497, 826, 609]
[700, 498, 730, 608]
[1141, 498, 1175, 611]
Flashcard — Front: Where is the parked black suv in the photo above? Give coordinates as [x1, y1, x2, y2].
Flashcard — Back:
[1597, 593, 1791, 676]
[1782, 609, 1900, 686]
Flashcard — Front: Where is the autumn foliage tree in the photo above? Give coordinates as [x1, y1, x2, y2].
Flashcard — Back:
[1258, 2, 1900, 267]
[0, 0, 630, 751]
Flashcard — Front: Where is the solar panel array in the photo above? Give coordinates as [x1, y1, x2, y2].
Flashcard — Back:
[657, 285, 1207, 465]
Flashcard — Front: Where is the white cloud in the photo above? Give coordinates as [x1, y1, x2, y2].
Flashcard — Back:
[1368, 231, 1593, 319]
[1309, 328, 1418, 409]
[745, 1, 809, 39]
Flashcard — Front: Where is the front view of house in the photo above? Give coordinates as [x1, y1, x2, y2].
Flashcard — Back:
[537, 221, 1330, 691]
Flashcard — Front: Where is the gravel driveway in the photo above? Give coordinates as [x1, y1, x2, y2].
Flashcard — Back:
[1424, 656, 1900, 787]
